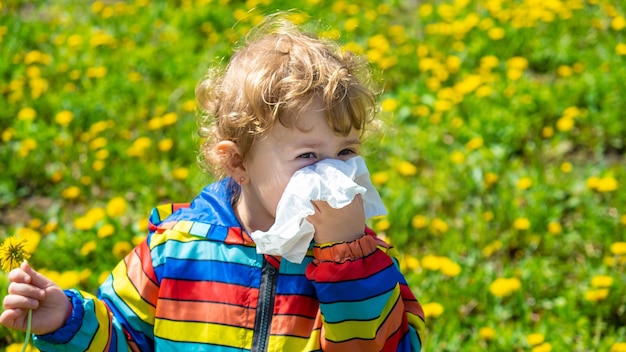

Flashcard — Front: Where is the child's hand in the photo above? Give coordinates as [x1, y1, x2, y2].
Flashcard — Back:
[1, 261, 71, 335]
[308, 194, 366, 244]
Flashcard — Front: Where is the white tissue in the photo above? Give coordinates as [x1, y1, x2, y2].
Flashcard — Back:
[250, 156, 387, 263]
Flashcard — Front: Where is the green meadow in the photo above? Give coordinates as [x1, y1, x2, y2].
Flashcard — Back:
[1, 0, 625, 350]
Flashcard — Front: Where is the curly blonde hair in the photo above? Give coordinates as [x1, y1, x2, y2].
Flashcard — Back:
[195, 15, 377, 176]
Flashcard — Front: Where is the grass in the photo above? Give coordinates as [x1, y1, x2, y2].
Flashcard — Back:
[1, 0, 625, 351]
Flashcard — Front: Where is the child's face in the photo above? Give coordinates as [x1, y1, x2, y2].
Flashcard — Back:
[240, 99, 361, 232]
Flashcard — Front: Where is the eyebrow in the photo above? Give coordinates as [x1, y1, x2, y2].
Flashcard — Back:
[294, 138, 361, 149]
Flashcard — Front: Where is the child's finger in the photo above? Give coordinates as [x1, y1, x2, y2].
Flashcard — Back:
[3, 292, 40, 311]
[8, 281, 45, 301]
[0, 308, 27, 331]
[20, 261, 55, 289]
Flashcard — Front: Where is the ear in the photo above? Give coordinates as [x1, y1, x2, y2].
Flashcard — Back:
[215, 141, 248, 184]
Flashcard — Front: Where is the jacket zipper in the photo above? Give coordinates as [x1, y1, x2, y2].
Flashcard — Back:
[251, 258, 279, 352]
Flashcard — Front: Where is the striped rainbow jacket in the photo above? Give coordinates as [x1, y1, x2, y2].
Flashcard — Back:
[34, 178, 426, 351]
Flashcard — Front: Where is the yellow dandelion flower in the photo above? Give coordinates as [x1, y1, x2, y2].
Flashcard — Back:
[92, 160, 105, 171]
[604, 256, 616, 267]
[532, 342, 553, 352]
[54, 110, 74, 127]
[14, 227, 41, 254]
[542, 126, 554, 138]
[86, 207, 106, 224]
[381, 97, 398, 112]
[478, 327, 496, 341]
[343, 17, 359, 32]
[418, 3, 433, 17]
[440, 258, 461, 277]
[0, 235, 31, 272]
[58, 271, 80, 289]
[6, 342, 39, 352]
[489, 277, 521, 298]
[483, 211, 494, 222]
[127, 72, 141, 83]
[611, 16, 626, 31]
[107, 197, 128, 217]
[591, 275, 613, 288]
[484, 172, 498, 187]
[450, 151, 465, 164]
[557, 65, 572, 78]
[411, 215, 428, 229]
[586, 176, 600, 190]
[27, 218, 42, 229]
[527, 333, 545, 346]
[547, 221, 562, 235]
[127, 136, 152, 157]
[62, 186, 81, 199]
[560, 162, 572, 173]
[80, 268, 92, 282]
[371, 171, 389, 186]
[617, 43, 626, 56]
[611, 342, 626, 352]
[584, 288, 609, 302]
[80, 240, 97, 256]
[596, 177, 618, 192]
[89, 137, 107, 150]
[97, 223, 115, 238]
[487, 27, 505, 40]
[132, 235, 147, 246]
[147, 117, 163, 130]
[513, 217, 531, 230]
[18, 138, 38, 157]
[2, 127, 15, 142]
[86, 66, 107, 78]
[422, 302, 444, 318]
[17, 107, 37, 121]
[73, 216, 95, 231]
[610, 242, 626, 255]
[172, 167, 189, 180]
[158, 138, 174, 152]
[507, 56, 529, 70]
[112, 241, 132, 259]
[137, 217, 150, 232]
[95, 149, 109, 160]
[562, 106, 581, 118]
[402, 255, 420, 271]
[162, 112, 178, 126]
[421, 254, 443, 271]
[397, 161, 417, 176]
[429, 218, 449, 236]
[556, 117, 574, 132]
[375, 218, 390, 232]
[182, 99, 196, 112]
[621, 215, 626, 226]
[475, 85, 492, 97]
[517, 177, 532, 190]
[446, 55, 462, 73]
[466, 137, 483, 151]
[480, 55, 499, 69]
[507, 68, 523, 81]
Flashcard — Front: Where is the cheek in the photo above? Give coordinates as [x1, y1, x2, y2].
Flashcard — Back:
[257, 172, 292, 216]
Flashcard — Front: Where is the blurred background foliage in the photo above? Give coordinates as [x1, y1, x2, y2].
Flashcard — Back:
[0, 0, 625, 350]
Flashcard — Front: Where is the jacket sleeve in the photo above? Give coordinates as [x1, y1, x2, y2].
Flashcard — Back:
[33, 238, 158, 351]
[305, 231, 426, 352]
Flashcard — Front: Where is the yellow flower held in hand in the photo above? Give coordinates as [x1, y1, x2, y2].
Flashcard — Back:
[0, 235, 35, 351]
[0, 235, 31, 272]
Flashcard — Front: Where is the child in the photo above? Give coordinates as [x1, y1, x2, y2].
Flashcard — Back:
[1, 15, 426, 351]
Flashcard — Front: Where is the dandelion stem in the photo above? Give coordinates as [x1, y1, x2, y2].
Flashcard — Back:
[22, 309, 32, 352]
